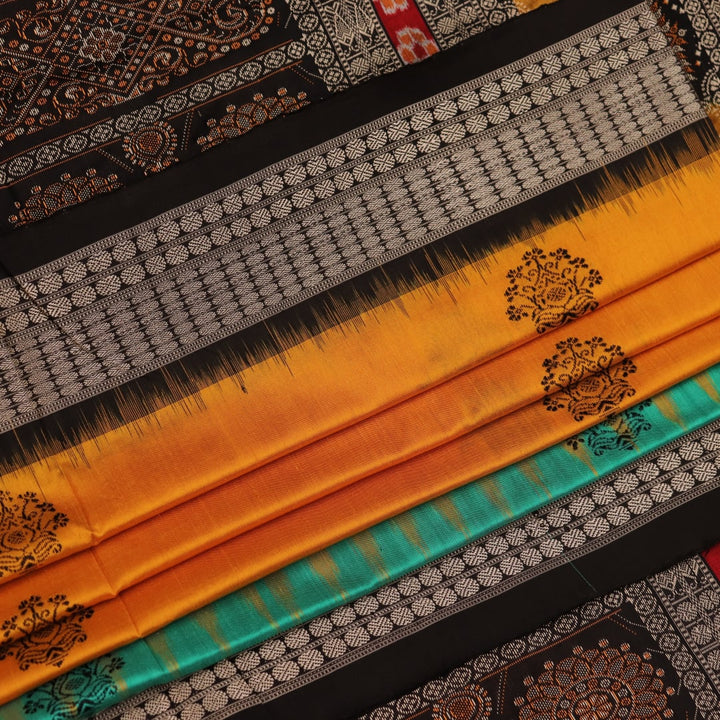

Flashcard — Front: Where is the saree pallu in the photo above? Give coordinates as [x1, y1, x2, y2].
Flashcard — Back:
[0, 0, 543, 233]
[8, 362, 720, 720]
[3, 242, 720, 642]
[83, 410, 720, 720]
[355, 543, 720, 720]
[1, 3, 720, 589]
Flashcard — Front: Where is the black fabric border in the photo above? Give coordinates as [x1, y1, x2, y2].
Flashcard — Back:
[228, 482, 720, 719]
[2, 119, 715, 466]
[0, 0, 638, 274]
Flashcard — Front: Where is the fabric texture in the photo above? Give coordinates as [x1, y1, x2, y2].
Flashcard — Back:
[0, 0, 719, 717]
[4, 315, 720, 703]
[0, 0, 524, 231]
[3, 243, 720, 644]
[0, 0, 716, 598]
[359, 543, 720, 720]
[36, 378, 720, 720]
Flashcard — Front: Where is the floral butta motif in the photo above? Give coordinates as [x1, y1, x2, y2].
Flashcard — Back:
[433, 684, 492, 720]
[0, 0, 274, 137]
[122, 120, 179, 174]
[0, 491, 69, 576]
[505, 248, 603, 333]
[0, 595, 93, 671]
[566, 401, 653, 456]
[24, 656, 125, 719]
[541, 337, 638, 421]
[80, 28, 126, 63]
[515, 640, 676, 720]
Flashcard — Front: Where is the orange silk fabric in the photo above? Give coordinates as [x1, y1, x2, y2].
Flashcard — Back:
[2, 295, 720, 702]
[1, 243, 720, 639]
[2, 148, 720, 594]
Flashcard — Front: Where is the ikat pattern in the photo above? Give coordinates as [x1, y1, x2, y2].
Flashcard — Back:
[541, 338, 638, 421]
[97, 420, 720, 720]
[24, 656, 125, 719]
[0, 5, 702, 433]
[505, 248, 603, 333]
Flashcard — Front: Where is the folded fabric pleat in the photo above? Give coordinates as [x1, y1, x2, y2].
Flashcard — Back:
[3, 241, 720, 645]
[1, 310, 719, 704]
[2, 143, 720, 592]
[6, 362, 720, 720]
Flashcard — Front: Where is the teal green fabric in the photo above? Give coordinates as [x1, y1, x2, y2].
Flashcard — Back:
[5, 365, 720, 720]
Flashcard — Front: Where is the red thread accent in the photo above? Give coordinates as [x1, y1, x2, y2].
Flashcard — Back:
[703, 543, 720, 580]
[372, 0, 440, 65]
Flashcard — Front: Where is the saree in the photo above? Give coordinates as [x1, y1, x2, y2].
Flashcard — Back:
[1, 0, 720, 716]
[3, 238, 720, 637]
[7, 364, 720, 720]
[3, 145, 720, 589]
[1, 12, 718, 578]
[3, 314, 720, 702]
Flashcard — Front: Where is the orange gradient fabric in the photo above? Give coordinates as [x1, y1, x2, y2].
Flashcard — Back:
[2, 148, 720, 594]
[1, 312, 720, 703]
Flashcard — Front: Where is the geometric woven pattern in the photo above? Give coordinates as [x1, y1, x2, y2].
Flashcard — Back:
[0, 4, 702, 433]
[0, 0, 273, 137]
[0, 0, 521, 230]
[363, 555, 720, 719]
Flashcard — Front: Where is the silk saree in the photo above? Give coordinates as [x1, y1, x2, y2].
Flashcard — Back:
[0, 0, 719, 717]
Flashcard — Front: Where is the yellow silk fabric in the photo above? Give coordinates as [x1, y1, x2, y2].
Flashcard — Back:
[2, 147, 720, 595]
[2, 292, 720, 702]
[2, 244, 720, 641]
